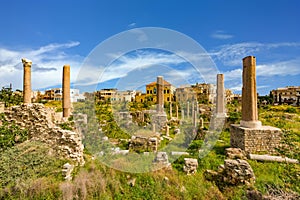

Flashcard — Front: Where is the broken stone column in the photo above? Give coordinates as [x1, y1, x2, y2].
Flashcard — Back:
[169, 102, 172, 118]
[187, 101, 190, 118]
[166, 125, 170, 136]
[63, 65, 71, 118]
[193, 110, 197, 128]
[152, 123, 156, 133]
[199, 117, 204, 129]
[240, 56, 261, 128]
[156, 76, 164, 113]
[192, 101, 195, 120]
[22, 58, 32, 104]
[216, 74, 226, 117]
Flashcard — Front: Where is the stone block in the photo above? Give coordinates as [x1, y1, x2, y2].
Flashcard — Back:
[230, 124, 282, 154]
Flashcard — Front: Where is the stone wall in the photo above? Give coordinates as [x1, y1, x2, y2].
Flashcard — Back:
[129, 135, 158, 152]
[2, 104, 84, 164]
[230, 125, 282, 154]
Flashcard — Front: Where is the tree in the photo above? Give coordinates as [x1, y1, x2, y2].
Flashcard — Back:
[0, 87, 23, 107]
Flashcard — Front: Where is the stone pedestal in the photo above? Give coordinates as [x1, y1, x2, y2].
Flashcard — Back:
[230, 125, 282, 154]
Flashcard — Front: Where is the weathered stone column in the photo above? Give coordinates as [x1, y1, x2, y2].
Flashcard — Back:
[63, 65, 71, 118]
[176, 104, 179, 119]
[169, 102, 172, 118]
[216, 74, 226, 117]
[240, 56, 261, 128]
[166, 125, 170, 136]
[152, 123, 156, 133]
[193, 110, 197, 128]
[192, 101, 195, 120]
[199, 117, 204, 129]
[22, 58, 32, 104]
[156, 76, 164, 113]
[187, 101, 190, 118]
[181, 109, 184, 120]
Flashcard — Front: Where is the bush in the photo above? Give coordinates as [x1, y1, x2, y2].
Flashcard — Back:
[0, 114, 28, 151]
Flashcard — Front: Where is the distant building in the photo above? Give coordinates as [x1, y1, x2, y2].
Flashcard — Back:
[111, 90, 136, 102]
[176, 83, 216, 103]
[42, 88, 85, 102]
[271, 86, 300, 106]
[95, 88, 117, 101]
[135, 79, 175, 103]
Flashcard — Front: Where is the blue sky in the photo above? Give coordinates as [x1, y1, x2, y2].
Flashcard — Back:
[0, 0, 299, 95]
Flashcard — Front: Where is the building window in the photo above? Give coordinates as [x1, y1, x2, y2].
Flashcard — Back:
[167, 97, 170, 101]
[164, 90, 166, 94]
[147, 90, 149, 94]
[167, 89, 169, 94]
[154, 88, 156, 94]
[150, 90, 152, 94]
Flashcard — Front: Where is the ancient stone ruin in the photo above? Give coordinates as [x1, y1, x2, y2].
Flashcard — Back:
[129, 135, 159, 152]
[205, 148, 255, 188]
[183, 158, 198, 175]
[2, 103, 84, 164]
[230, 56, 282, 154]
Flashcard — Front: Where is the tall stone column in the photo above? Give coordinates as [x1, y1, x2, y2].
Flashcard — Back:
[22, 58, 32, 104]
[156, 76, 164, 113]
[63, 65, 71, 118]
[240, 56, 261, 128]
[176, 104, 179, 119]
[216, 74, 226, 116]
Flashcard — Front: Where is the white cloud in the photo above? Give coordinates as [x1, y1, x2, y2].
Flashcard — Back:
[211, 30, 234, 40]
[257, 59, 300, 76]
[128, 22, 136, 28]
[0, 41, 82, 90]
[210, 42, 300, 66]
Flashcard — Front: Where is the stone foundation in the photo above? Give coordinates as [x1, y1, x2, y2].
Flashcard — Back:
[129, 135, 158, 152]
[230, 124, 282, 154]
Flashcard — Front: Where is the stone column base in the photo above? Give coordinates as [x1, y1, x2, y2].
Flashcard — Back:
[240, 120, 262, 128]
[230, 124, 282, 154]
